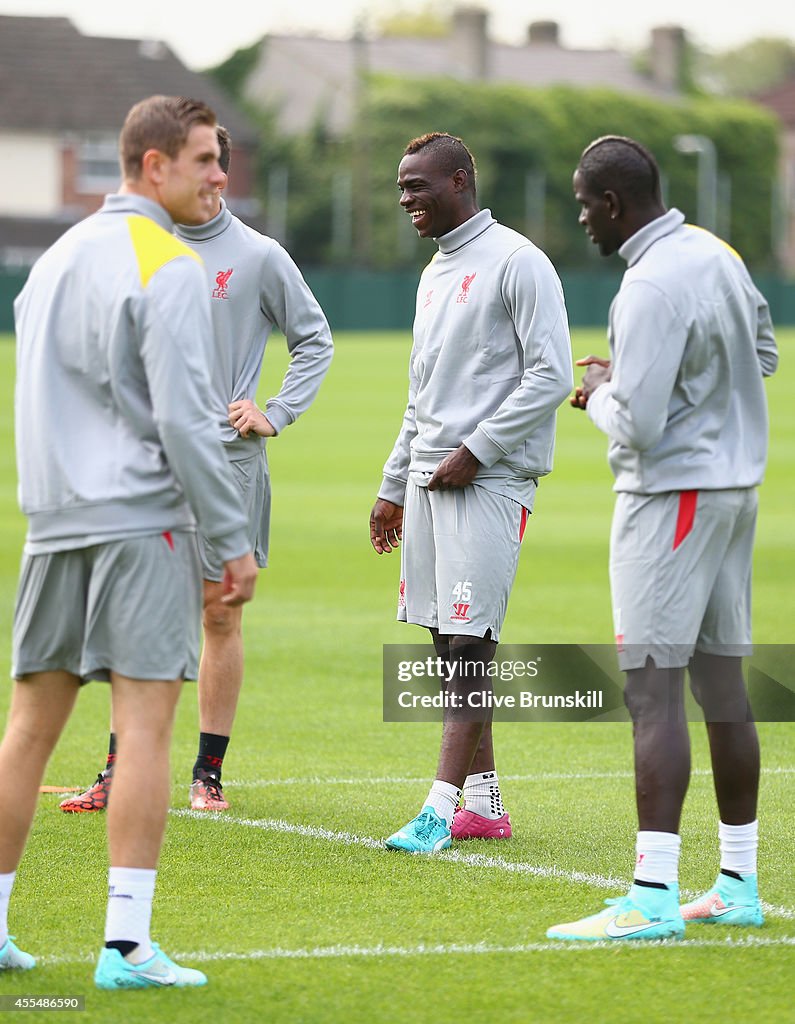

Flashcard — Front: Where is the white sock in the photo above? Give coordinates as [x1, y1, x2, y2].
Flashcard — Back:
[462, 771, 505, 819]
[719, 819, 758, 878]
[634, 831, 681, 886]
[423, 781, 461, 828]
[105, 867, 156, 964]
[0, 871, 15, 947]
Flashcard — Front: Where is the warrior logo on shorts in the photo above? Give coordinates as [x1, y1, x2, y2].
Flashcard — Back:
[212, 268, 234, 299]
[456, 273, 476, 304]
[450, 580, 472, 622]
[398, 578, 406, 608]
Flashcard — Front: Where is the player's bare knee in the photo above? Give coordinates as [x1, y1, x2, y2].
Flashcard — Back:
[8, 719, 61, 755]
[688, 671, 707, 708]
[202, 600, 242, 636]
[623, 677, 655, 721]
[114, 719, 174, 751]
[624, 662, 684, 722]
[689, 651, 749, 721]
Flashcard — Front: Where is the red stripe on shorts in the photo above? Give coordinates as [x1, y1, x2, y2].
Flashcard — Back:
[672, 491, 698, 550]
[162, 530, 175, 551]
[519, 506, 529, 542]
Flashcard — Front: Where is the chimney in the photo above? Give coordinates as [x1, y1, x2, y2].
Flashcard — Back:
[450, 6, 489, 81]
[649, 25, 686, 91]
[138, 38, 167, 60]
[528, 21, 560, 46]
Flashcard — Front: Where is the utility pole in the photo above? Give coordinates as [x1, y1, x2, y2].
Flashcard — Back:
[673, 134, 717, 234]
[352, 18, 372, 267]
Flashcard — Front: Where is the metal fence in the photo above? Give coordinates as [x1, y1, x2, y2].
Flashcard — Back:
[2, 267, 795, 334]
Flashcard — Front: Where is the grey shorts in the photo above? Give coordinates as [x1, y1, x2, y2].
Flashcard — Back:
[610, 488, 757, 670]
[199, 449, 271, 582]
[397, 479, 532, 641]
[12, 530, 202, 683]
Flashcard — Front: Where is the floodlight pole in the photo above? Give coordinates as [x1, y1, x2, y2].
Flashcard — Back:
[352, 17, 372, 267]
[673, 134, 718, 234]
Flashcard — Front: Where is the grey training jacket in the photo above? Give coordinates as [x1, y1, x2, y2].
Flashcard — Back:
[175, 199, 333, 461]
[587, 209, 778, 493]
[380, 209, 573, 509]
[14, 193, 250, 560]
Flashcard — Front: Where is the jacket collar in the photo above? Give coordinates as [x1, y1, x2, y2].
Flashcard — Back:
[174, 198, 232, 242]
[436, 208, 496, 254]
[619, 208, 685, 267]
[100, 193, 174, 233]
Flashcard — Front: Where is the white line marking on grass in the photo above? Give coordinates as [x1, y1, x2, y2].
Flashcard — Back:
[174, 810, 384, 851]
[44, 934, 795, 967]
[172, 810, 795, 920]
[183, 934, 795, 959]
[763, 901, 795, 921]
[225, 766, 795, 788]
[175, 808, 626, 888]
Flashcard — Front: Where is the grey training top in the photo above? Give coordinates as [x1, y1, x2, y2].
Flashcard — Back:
[14, 193, 249, 560]
[380, 209, 573, 509]
[175, 200, 333, 461]
[587, 208, 778, 493]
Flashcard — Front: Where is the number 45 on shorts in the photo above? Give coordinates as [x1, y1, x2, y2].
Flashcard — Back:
[451, 580, 473, 623]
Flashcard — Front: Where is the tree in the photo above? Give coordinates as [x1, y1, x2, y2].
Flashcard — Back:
[207, 56, 781, 272]
[369, 0, 453, 38]
[695, 37, 795, 97]
[359, 77, 779, 270]
[208, 39, 262, 99]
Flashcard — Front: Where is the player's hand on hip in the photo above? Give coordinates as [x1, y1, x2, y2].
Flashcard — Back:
[428, 444, 480, 490]
[228, 399, 277, 438]
[221, 551, 259, 605]
[370, 499, 403, 554]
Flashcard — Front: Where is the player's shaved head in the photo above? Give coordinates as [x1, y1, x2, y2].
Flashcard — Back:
[577, 135, 661, 205]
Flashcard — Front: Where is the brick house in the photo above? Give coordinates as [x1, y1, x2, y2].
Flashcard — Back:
[0, 15, 260, 269]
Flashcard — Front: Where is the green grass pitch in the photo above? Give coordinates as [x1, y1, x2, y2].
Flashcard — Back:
[0, 329, 792, 1023]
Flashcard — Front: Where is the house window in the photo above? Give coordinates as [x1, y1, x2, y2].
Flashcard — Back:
[76, 136, 121, 193]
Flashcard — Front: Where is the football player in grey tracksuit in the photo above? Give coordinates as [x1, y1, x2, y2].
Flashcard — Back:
[3, 95, 258, 987]
[64, 127, 333, 815]
[371, 131, 573, 853]
[548, 134, 777, 942]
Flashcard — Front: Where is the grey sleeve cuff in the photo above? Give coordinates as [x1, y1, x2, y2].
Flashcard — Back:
[378, 476, 407, 506]
[585, 383, 612, 429]
[461, 427, 505, 469]
[206, 528, 253, 566]
[263, 401, 291, 435]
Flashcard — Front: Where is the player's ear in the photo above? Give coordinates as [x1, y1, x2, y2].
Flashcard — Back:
[604, 189, 622, 220]
[141, 148, 167, 185]
[452, 168, 469, 193]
